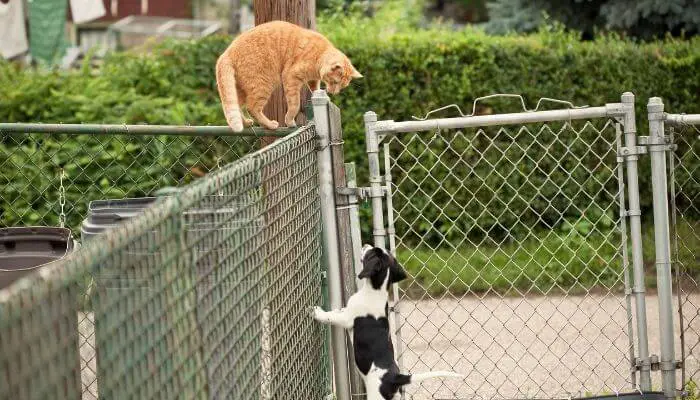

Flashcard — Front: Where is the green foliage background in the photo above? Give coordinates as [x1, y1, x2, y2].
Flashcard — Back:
[1, 3, 699, 246]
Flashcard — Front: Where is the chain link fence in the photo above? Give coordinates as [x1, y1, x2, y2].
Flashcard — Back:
[669, 117, 700, 395]
[384, 119, 635, 399]
[0, 124, 330, 399]
[0, 125, 275, 231]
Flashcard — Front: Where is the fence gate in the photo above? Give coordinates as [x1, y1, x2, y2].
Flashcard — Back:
[362, 93, 659, 399]
[666, 110, 700, 397]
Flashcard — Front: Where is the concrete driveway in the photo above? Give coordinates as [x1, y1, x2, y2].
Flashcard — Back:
[395, 293, 700, 399]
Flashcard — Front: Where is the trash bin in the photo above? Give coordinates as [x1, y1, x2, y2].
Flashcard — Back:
[0, 226, 76, 289]
[0, 226, 81, 399]
[81, 197, 164, 398]
[83, 194, 265, 398]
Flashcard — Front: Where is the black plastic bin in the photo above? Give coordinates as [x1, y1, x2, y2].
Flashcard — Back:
[0, 226, 81, 399]
[81, 197, 164, 398]
[84, 194, 264, 399]
[0, 226, 76, 289]
[80, 197, 158, 239]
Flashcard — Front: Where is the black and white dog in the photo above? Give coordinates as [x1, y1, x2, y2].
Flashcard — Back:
[312, 244, 463, 400]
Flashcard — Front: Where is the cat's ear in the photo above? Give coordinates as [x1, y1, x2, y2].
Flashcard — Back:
[320, 62, 343, 78]
[351, 67, 363, 79]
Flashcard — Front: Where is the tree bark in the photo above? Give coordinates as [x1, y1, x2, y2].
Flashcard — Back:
[253, 0, 316, 146]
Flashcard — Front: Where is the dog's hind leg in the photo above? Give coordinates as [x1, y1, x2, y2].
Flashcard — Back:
[312, 306, 353, 329]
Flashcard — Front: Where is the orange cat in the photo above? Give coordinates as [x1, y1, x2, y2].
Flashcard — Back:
[216, 20, 362, 131]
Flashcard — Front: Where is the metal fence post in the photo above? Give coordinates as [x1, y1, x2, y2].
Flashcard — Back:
[364, 111, 387, 248]
[312, 90, 352, 400]
[327, 101, 365, 399]
[620, 92, 653, 391]
[344, 162, 365, 288]
[647, 97, 677, 398]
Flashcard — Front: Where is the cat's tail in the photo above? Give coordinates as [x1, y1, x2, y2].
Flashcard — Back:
[216, 54, 244, 132]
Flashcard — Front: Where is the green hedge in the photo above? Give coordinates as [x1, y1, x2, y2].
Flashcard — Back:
[1, 17, 699, 242]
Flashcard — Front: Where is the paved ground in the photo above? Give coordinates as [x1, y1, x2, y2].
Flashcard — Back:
[395, 293, 700, 399]
[77, 293, 700, 399]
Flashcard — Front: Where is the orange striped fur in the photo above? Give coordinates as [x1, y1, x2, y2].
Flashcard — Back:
[216, 20, 362, 131]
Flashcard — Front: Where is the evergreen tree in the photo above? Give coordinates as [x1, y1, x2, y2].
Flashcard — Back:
[485, 0, 700, 39]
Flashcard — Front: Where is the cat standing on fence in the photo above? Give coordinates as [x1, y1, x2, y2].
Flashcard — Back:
[215, 20, 362, 132]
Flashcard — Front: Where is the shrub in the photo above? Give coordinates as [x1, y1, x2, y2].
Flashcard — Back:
[0, 11, 698, 243]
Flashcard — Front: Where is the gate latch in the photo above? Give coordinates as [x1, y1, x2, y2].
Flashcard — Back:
[638, 135, 678, 152]
[636, 355, 683, 372]
[336, 186, 387, 200]
[617, 145, 647, 161]
[618, 136, 677, 162]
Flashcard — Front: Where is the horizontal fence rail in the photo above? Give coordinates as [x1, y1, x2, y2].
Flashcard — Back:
[373, 105, 620, 134]
[0, 123, 293, 136]
[0, 125, 330, 400]
[0, 123, 291, 232]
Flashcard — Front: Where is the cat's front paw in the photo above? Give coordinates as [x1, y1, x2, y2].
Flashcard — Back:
[284, 114, 298, 128]
[264, 120, 279, 130]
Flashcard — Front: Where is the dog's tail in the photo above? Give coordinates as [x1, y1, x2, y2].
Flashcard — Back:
[393, 371, 464, 386]
[215, 53, 244, 132]
[408, 371, 464, 383]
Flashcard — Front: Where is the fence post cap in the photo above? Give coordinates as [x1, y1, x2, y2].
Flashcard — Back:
[647, 97, 664, 112]
[311, 90, 330, 106]
[363, 111, 377, 123]
[621, 92, 635, 103]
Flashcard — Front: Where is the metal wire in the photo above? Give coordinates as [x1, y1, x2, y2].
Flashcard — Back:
[385, 120, 634, 399]
[411, 94, 588, 121]
[0, 125, 330, 399]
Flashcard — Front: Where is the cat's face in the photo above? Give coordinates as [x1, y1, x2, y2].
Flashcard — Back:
[321, 57, 362, 94]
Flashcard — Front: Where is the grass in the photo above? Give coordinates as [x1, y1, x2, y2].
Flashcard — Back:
[397, 220, 699, 298]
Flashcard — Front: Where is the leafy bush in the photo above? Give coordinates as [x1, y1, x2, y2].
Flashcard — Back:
[1, 10, 699, 243]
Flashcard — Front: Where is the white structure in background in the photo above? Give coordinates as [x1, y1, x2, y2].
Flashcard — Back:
[106, 16, 222, 49]
[70, 0, 107, 24]
[0, 0, 29, 60]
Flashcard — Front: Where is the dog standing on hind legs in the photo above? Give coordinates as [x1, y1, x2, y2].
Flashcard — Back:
[312, 244, 463, 400]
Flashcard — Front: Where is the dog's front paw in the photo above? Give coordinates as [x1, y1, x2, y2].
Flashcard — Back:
[311, 305, 325, 320]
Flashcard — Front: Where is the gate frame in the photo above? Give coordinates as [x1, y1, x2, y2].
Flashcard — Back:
[659, 105, 700, 398]
[362, 92, 655, 398]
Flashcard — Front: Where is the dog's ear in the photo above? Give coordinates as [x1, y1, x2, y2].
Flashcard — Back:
[389, 260, 407, 284]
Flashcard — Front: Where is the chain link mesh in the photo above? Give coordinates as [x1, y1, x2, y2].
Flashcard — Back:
[0, 129, 260, 399]
[670, 121, 700, 394]
[0, 132, 259, 232]
[0, 125, 330, 399]
[386, 120, 635, 399]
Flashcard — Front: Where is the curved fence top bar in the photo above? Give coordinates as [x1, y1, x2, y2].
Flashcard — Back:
[665, 113, 700, 126]
[372, 105, 617, 134]
[0, 122, 293, 137]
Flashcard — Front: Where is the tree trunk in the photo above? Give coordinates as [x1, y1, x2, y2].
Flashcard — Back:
[253, 0, 315, 146]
